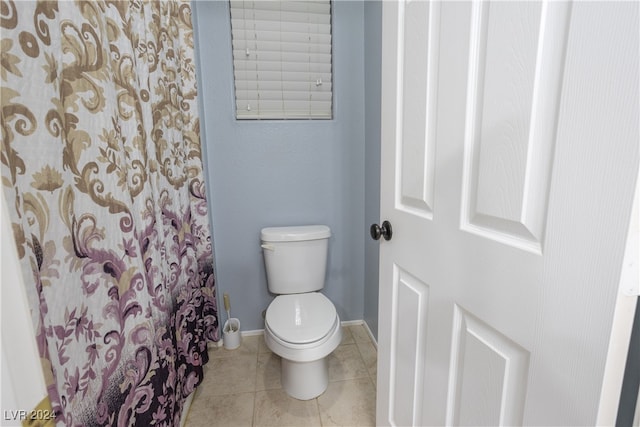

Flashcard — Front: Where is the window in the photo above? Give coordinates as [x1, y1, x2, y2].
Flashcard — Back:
[229, 1, 333, 120]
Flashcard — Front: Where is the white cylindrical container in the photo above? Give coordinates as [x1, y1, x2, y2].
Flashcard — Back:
[222, 318, 241, 350]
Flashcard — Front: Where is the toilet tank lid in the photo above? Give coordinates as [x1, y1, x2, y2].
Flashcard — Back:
[261, 225, 331, 242]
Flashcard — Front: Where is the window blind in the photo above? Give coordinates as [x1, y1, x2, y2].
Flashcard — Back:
[229, 1, 333, 120]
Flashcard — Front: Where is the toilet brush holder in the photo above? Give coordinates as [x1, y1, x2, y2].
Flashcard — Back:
[222, 318, 241, 350]
[222, 293, 241, 350]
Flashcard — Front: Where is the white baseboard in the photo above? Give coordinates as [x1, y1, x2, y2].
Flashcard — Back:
[239, 329, 265, 337]
[209, 319, 377, 349]
[207, 329, 261, 349]
[341, 319, 364, 327]
[362, 321, 378, 349]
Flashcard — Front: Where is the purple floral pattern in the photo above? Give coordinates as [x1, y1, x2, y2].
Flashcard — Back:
[1, 1, 218, 425]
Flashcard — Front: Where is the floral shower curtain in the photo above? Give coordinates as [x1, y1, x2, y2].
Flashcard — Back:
[1, 1, 218, 425]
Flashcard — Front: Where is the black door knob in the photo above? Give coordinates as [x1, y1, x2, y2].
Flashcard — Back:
[370, 220, 393, 241]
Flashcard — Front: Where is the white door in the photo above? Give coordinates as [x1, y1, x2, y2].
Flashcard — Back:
[376, 1, 639, 426]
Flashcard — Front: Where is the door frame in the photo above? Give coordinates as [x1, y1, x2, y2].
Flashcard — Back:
[597, 170, 639, 425]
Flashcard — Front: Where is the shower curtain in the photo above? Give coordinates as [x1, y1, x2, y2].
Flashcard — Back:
[1, 1, 218, 425]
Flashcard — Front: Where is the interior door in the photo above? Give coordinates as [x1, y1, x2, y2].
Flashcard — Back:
[376, 1, 639, 425]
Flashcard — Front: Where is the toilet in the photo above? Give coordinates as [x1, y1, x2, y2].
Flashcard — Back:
[261, 225, 342, 400]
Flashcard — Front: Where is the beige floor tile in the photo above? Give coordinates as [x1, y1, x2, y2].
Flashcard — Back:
[188, 325, 377, 426]
[256, 352, 282, 391]
[184, 388, 210, 427]
[356, 340, 377, 380]
[200, 354, 257, 396]
[253, 389, 322, 426]
[317, 377, 376, 426]
[186, 391, 255, 427]
[348, 324, 371, 343]
[257, 334, 272, 354]
[340, 325, 355, 345]
[209, 335, 260, 359]
[328, 344, 369, 382]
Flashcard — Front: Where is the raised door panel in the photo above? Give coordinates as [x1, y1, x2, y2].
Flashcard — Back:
[397, 1, 440, 219]
[389, 266, 430, 427]
[461, 2, 571, 254]
[447, 306, 530, 426]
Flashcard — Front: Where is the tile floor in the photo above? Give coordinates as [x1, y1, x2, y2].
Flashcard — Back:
[185, 324, 377, 427]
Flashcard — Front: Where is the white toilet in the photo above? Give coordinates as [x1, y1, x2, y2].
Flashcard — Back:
[261, 225, 342, 400]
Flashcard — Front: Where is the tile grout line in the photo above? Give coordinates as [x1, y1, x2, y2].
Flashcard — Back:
[252, 335, 260, 427]
[350, 326, 377, 384]
[251, 390, 257, 427]
[315, 396, 323, 426]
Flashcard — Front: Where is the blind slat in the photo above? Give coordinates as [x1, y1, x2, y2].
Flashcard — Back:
[235, 91, 333, 102]
[233, 72, 333, 85]
[231, 20, 331, 34]
[231, 1, 329, 15]
[231, 41, 332, 55]
[230, 0, 333, 120]
[232, 29, 331, 44]
[230, 11, 331, 25]
[232, 51, 331, 64]
[233, 60, 331, 73]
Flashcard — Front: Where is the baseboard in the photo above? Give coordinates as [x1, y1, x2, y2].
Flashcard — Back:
[239, 329, 265, 337]
[362, 321, 378, 349]
[209, 319, 376, 349]
[341, 319, 364, 327]
[207, 329, 262, 349]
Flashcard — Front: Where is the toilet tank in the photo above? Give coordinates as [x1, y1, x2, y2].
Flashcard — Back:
[261, 225, 331, 294]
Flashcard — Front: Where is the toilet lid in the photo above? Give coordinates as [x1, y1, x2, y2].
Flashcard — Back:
[266, 293, 337, 344]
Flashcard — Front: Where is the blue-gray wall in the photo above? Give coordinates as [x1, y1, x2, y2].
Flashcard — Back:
[193, 1, 372, 332]
[363, 1, 382, 339]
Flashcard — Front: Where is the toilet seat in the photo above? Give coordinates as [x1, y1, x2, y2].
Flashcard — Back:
[265, 292, 337, 344]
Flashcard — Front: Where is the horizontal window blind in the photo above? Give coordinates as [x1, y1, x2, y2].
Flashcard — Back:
[229, 1, 333, 120]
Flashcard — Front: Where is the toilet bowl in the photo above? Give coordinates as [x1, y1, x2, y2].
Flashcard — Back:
[264, 292, 342, 400]
[261, 225, 341, 400]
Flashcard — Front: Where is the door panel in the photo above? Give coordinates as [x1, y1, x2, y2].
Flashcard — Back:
[398, 1, 439, 219]
[447, 306, 530, 426]
[389, 266, 429, 426]
[461, 2, 571, 254]
[377, 1, 639, 425]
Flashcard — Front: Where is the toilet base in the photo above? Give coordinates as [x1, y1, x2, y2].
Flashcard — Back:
[281, 357, 329, 400]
